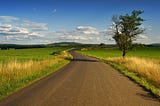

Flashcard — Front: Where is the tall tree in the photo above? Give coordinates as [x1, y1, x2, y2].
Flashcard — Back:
[111, 10, 144, 57]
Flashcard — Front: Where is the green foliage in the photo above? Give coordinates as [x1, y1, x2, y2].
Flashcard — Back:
[112, 10, 144, 57]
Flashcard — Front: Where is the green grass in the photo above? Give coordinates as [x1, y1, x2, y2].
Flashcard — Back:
[80, 47, 160, 59]
[0, 47, 68, 62]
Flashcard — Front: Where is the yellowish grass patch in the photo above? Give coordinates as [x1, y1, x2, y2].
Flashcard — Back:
[0, 51, 70, 86]
[107, 57, 160, 87]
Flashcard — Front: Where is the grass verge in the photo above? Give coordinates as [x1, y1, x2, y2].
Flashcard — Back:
[107, 57, 160, 87]
[0, 51, 72, 100]
[104, 60, 160, 99]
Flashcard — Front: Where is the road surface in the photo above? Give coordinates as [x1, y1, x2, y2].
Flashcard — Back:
[0, 51, 159, 106]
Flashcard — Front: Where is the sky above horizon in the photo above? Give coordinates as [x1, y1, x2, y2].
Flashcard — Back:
[0, 0, 159, 44]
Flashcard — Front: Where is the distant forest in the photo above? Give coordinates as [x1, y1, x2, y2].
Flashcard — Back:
[0, 42, 159, 50]
[0, 44, 46, 50]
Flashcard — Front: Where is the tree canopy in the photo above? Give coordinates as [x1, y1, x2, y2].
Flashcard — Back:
[111, 10, 144, 57]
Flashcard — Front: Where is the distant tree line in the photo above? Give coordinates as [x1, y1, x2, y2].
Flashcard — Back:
[0, 44, 46, 50]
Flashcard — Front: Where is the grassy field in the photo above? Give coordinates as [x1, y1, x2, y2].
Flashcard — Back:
[80, 47, 160, 59]
[0, 47, 68, 62]
[0, 47, 71, 99]
[79, 47, 160, 97]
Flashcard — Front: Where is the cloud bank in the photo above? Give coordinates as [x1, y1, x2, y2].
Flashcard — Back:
[76, 26, 99, 35]
[0, 16, 19, 22]
[22, 20, 48, 31]
[0, 15, 153, 44]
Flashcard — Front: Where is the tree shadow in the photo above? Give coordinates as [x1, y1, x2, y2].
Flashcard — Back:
[66, 58, 99, 62]
[136, 93, 160, 102]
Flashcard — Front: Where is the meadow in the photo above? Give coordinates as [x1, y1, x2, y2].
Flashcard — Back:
[79, 46, 160, 97]
[0, 47, 67, 62]
[80, 47, 160, 59]
[0, 47, 71, 99]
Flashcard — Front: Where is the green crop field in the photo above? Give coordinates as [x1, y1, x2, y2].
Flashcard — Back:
[80, 47, 160, 59]
[0, 47, 68, 62]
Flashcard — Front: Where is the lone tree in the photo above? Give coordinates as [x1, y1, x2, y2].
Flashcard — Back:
[111, 10, 144, 57]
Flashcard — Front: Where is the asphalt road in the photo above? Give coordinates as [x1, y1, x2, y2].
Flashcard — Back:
[0, 51, 159, 106]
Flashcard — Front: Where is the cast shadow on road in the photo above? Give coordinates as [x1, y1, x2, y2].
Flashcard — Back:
[136, 93, 160, 102]
[114, 70, 160, 102]
[65, 58, 99, 62]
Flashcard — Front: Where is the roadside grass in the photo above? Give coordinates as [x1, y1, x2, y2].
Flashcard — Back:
[78, 47, 160, 98]
[106, 61, 160, 98]
[0, 48, 72, 100]
[107, 57, 160, 87]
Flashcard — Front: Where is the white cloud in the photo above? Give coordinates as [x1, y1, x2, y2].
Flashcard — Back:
[0, 23, 115, 44]
[0, 16, 19, 22]
[58, 34, 99, 43]
[0, 17, 108, 44]
[0, 23, 43, 44]
[147, 25, 152, 31]
[22, 20, 48, 31]
[60, 35, 88, 41]
[76, 26, 99, 35]
[141, 25, 152, 31]
[106, 28, 114, 35]
[42, 27, 102, 44]
[138, 34, 148, 39]
[0, 24, 40, 36]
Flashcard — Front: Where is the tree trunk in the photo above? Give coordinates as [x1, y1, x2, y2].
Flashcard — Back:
[122, 50, 126, 58]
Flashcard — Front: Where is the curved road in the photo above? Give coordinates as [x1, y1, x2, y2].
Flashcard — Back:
[0, 51, 159, 106]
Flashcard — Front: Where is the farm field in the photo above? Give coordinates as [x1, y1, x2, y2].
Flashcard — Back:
[0, 47, 68, 62]
[79, 46, 160, 97]
[0, 47, 71, 99]
[80, 47, 160, 59]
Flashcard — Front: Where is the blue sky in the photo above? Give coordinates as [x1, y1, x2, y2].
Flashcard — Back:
[0, 0, 159, 44]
